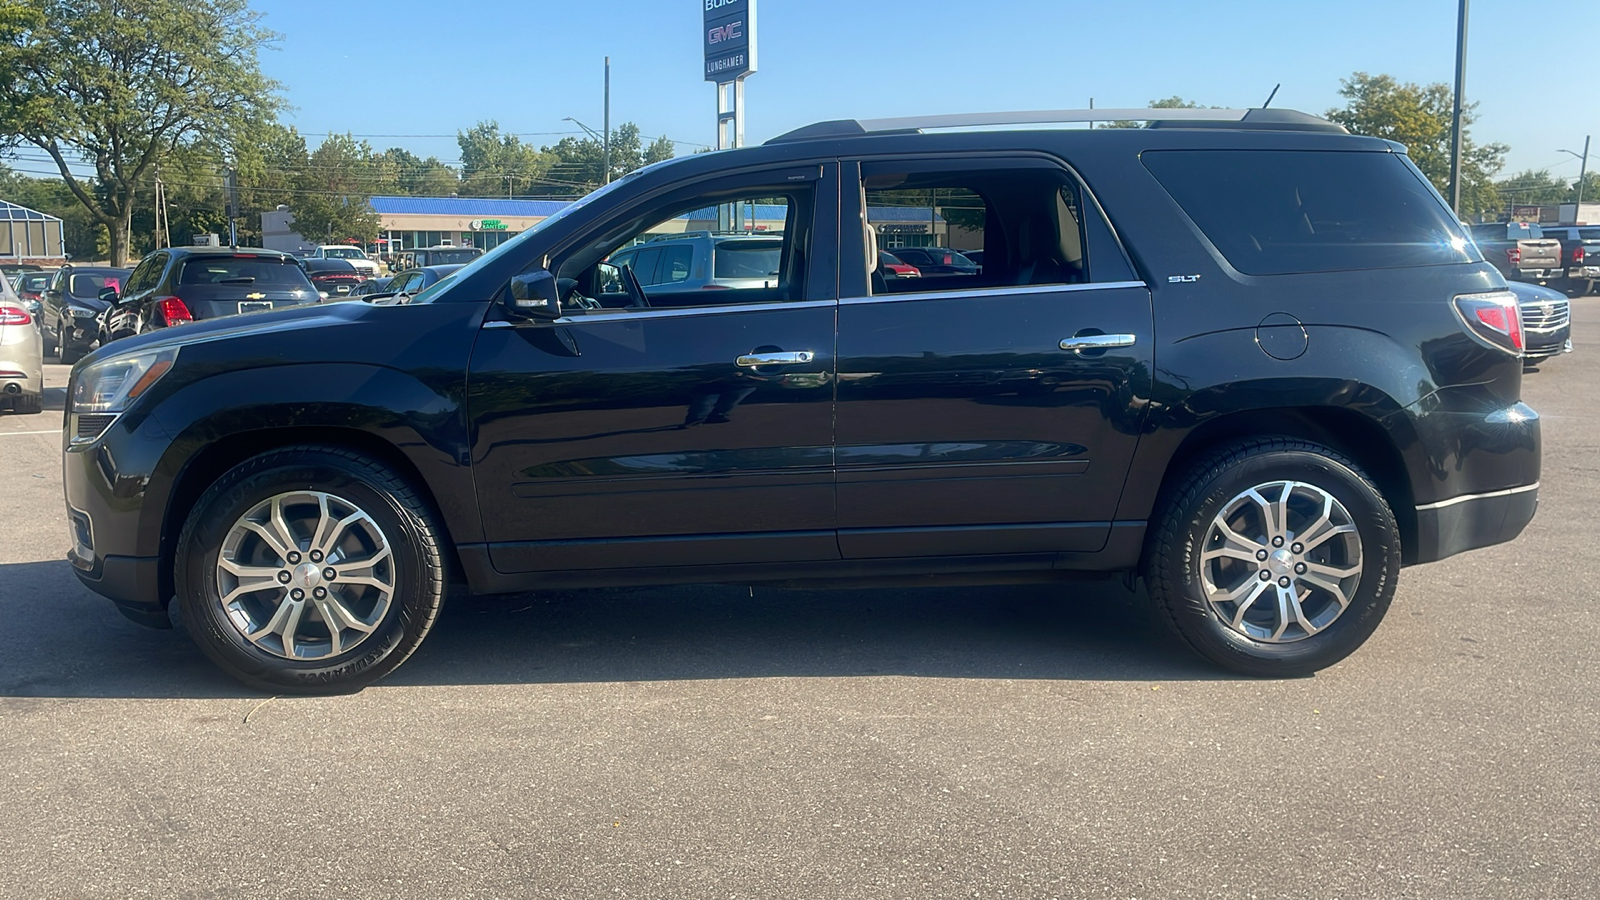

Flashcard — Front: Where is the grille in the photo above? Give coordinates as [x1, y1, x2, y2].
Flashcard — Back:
[74, 413, 118, 442]
[1522, 298, 1571, 332]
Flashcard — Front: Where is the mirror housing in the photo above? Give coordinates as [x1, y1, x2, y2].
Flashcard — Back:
[506, 270, 561, 319]
[97, 287, 120, 306]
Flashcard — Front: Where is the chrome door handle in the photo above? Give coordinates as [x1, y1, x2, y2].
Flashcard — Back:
[736, 351, 814, 367]
[1059, 334, 1136, 353]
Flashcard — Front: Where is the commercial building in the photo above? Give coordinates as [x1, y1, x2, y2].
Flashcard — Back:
[0, 199, 67, 267]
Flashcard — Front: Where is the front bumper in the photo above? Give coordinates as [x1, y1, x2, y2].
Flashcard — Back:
[68, 546, 169, 628]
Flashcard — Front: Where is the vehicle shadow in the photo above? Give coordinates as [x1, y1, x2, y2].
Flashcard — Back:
[0, 558, 1230, 699]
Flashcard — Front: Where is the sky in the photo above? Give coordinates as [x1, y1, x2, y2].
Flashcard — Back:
[7, 0, 1597, 184]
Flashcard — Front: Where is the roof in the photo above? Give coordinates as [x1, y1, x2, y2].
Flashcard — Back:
[368, 196, 577, 217]
[0, 199, 64, 222]
[767, 108, 1345, 143]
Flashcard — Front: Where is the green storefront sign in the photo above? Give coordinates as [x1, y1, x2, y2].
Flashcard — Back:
[473, 219, 509, 231]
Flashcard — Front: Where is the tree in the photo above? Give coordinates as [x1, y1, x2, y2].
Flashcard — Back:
[1495, 169, 1570, 208]
[644, 135, 676, 167]
[0, 0, 282, 265]
[544, 122, 669, 189]
[288, 134, 382, 244]
[1325, 72, 1508, 219]
[456, 121, 553, 197]
[1104, 96, 1207, 129]
[378, 147, 459, 197]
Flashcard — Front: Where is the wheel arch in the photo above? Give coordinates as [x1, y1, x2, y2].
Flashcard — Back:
[1137, 407, 1419, 565]
[156, 426, 465, 607]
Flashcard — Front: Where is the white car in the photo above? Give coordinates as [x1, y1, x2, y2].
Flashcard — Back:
[0, 271, 45, 414]
[307, 245, 381, 279]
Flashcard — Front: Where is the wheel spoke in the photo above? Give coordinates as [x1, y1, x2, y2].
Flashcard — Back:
[312, 596, 345, 655]
[270, 495, 298, 555]
[319, 592, 377, 634]
[240, 520, 292, 561]
[220, 570, 283, 605]
[332, 544, 393, 586]
[316, 511, 371, 558]
[1301, 523, 1357, 553]
[307, 493, 336, 556]
[1202, 522, 1265, 564]
[1300, 571, 1353, 609]
[1304, 560, 1361, 580]
[1271, 585, 1299, 640]
[1229, 579, 1273, 629]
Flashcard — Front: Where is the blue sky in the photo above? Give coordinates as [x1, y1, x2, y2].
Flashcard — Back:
[8, 1, 1595, 183]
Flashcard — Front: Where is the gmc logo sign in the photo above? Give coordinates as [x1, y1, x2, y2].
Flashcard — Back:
[708, 20, 742, 44]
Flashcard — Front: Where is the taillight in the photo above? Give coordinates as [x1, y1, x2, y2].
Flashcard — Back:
[0, 306, 31, 326]
[1506, 248, 1522, 266]
[1575, 247, 1586, 265]
[156, 296, 193, 325]
[1453, 291, 1523, 356]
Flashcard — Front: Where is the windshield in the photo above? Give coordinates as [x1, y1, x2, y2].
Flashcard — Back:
[424, 248, 482, 265]
[322, 247, 368, 259]
[411, 171, 652, 304]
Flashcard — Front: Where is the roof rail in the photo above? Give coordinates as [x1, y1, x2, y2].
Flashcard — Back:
[765, 108, 1345, 144]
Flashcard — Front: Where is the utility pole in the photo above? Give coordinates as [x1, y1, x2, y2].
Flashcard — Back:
[1448, 0, 1469, 214]
[153, 165, 169, 249]
[225, 166, 239, 249]
[604, 56, 611, 184]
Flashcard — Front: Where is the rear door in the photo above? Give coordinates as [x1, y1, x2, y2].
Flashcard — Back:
[834, 155, 1153, 559]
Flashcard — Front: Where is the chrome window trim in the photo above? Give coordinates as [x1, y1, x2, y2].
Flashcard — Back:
[1415, 482, 1539, 512]
[839, 280, 1146, 306]
[482, 298, 838, 327]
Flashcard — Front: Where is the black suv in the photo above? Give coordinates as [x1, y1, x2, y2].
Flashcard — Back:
[62, 108, 1541, 692]
[100, 247, 320, 344]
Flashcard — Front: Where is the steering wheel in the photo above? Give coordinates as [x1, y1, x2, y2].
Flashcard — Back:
[620, 263, 650, 309]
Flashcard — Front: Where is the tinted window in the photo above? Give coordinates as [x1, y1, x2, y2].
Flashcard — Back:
[321, 247, 368, 259]
[423, 248, 481, 265]
[630, 247, 663, 285]
[1580, 229, 1600, 240]
[659, 244, 693, 283]
[713, 240, 781, 278]
[1143, 150, 1475, 275]
[178, 257, 311, 286]
[69, 273, 123, 296]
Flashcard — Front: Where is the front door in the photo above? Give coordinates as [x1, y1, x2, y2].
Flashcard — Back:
[834, 156, 1153, 558]
[468, 163, 841, 574]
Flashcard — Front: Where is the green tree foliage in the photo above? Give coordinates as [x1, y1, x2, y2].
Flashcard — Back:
[288, 134, 382, 244]
[1103, 96, 1207, 129]
[457, 121, 553, 197]
[1495, 169, 1570, 208]
[378, 147, 460, 197]
[644, 135, 677, 167]
[0, 0, 282, 265]
[1325, 72, 1508, 219]
[544, 123, 676, 192]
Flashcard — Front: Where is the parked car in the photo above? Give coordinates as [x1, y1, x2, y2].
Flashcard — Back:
[14, 270, 53, 331]
[350, 275, 394, 297]
[0, 271, 44, 414]
[886, 246, 980, 275]
[963, 248, 985, 268]
[299, 258, 365, 299]
[1530, 225, 1600, 296]
[0, 263, 44, 284]
[62, 106, 1540, 693]
[367, 265, 464, 301]
[1508, 280, 1572, 366]
[606, 233, 783, 305]
[41, 265, 132, 363]
[306, 244, 381, 279]
[878, 251, 921, 278]
[392, 245, 483, 270]
[1467, 222, 1564, 285]
[99, 248, 319, 345]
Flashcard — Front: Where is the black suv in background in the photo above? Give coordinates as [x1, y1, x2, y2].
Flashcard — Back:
[40, 265, 131, 363]
[99, 247, 320, 345]
[63, 108, 1540, 692]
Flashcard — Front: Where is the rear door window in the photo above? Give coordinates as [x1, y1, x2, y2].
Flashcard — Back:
[1143, 150, 1477, 275]
[713, 240, 782, 279]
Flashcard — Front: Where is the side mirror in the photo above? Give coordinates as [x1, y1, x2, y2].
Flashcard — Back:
[98, 287, 120, 305]
[506, 270, 561, 319]
[318, 291, 330, 301]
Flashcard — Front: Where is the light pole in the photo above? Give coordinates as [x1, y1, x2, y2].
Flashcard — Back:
[1448, 0, 1469, 214]
[563, 116, 610, 184]
[1558, 136, 1591, 221]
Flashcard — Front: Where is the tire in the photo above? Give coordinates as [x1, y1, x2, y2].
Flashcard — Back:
[1144, 438, 1400, 677]
[41, 324, 56, 356]
[58, 332, 82, 365]
[175, 445, 447, 693]
[12, 392, 42, 415]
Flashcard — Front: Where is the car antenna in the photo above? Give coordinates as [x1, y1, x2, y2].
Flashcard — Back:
[1261, 83, 1281, 108]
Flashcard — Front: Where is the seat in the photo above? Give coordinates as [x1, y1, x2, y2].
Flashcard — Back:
[1015, 192, 1086, 285]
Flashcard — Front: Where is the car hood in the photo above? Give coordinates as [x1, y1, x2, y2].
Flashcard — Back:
[78, 297, 375, 365]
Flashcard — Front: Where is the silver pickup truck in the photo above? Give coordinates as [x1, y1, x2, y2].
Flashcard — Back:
[1469, 222, 1564, 284]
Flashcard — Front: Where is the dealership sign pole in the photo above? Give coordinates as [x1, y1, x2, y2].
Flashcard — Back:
[705, 0, 756, 231]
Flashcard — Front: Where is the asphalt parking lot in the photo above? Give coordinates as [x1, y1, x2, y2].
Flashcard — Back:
[1, 308, 1596, 899]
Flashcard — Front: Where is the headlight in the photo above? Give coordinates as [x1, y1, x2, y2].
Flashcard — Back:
[70, 347, 180, 414]
[68, 306, 100, 319]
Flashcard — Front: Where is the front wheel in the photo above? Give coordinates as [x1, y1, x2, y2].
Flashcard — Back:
[1144, 438, 1400, 677]
[175, 446, 448, 693]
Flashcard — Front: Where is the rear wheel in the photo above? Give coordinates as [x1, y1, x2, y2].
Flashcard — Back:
[1145, 438, 1400, 677]
[175, 446, 447, 693]
[57, 325, 83, 364]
